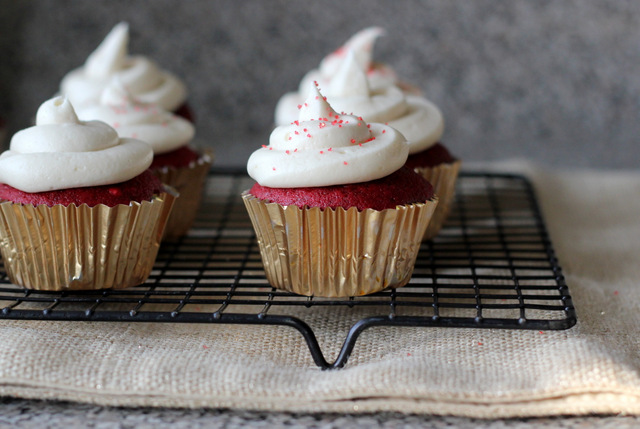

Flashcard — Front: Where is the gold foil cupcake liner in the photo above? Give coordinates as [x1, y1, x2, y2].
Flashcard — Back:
[0, 190, 176, 291]
[413, 159, 461, 240]
[153, 149, 213, 240]
[242, 193, 438, 297]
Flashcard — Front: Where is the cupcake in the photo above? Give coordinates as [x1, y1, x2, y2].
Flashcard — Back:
[59, 22, 193, 121]
[244, 86, 438, 297]
[318, 52, 460, 240]
[75, 81, 212, 240]
[0, 97, 176, 291]
[274, 27, 419, 127]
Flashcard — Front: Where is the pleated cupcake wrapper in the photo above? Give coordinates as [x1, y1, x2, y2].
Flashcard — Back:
[242, 193, 438, 297]
[0, 190, 176, 291]
[153, 150, 213, 240]
[413, 159, 462, 240]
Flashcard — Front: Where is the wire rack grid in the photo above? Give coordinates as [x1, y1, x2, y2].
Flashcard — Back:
[0, 170, 576, 369]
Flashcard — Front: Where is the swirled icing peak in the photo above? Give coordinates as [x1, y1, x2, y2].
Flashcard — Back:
[85, 21, 128, 79]
[274, 27, 398, 126]
[319, 27, 387, 79]
[0, 97, 153, 193]
[75, 80, 195, 155]
[60, 22, 187, 111]
[326, 53, 444, 154]
[248, 84, 408, 188]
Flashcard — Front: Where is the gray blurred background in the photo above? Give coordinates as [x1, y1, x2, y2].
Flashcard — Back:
[1, 0, 639, 169]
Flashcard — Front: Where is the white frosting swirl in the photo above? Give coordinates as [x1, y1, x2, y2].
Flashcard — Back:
[274, 27, 397, 126]
[60, 22, 187, 111]
[249, 85, 408, 188]
[75, 81, 195, 155]
[0, 97, 153, 193]
[325, 52, 444, 155]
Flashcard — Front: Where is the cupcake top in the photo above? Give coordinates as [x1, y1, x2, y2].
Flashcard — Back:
[248, 84, 408, 188]
[0, 96, 153, 193]
[325, 52, 443, 155]
[274, 27, 397, 126]
[75, 81, 195, 155]
[60, 22, 187, 111]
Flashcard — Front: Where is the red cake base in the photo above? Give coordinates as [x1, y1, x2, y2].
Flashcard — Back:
[174, 102, 195, 123]
[0, 170, 164, 208]
[249, 166, 434, 211]
[150, 145, 201, 170]
[404, 143, 457, 169]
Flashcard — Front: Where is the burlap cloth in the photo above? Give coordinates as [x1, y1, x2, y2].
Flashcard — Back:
[0, 161, 639, 418]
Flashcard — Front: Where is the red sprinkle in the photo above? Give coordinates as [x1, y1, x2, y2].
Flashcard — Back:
[328, 147, 332, 151]
[319, 123, 326, 128]
[272, 167, 276, 171]
[108, 188, 122, 196]
[382, 129, 386, 133]
[350, 139, 356, 144]
[297, 104, 302, 109]
[307, 133, 312, 138]
[478, 342, 483, 346]
[319, 151, 324, 154]
[343, 161, 348, 165]
[286, 150, 290, 155]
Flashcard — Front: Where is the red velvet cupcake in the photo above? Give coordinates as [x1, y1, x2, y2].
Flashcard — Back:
[59, 22, 193, 122]
[315, 51, 460, 240]
[244, 87, 437, 297]
[0, 97, 176, 291]
[76, 83, 212, 240]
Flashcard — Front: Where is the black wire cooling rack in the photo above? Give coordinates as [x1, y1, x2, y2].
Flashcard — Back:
[0, 169, 576, 369]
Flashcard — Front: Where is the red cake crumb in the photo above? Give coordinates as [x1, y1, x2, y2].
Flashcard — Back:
[0, 169, 164, 208]
[174, 102, 195, 123]
[150, 145, 200, 170]
[249, 166, 434, 211]
[404, 143, 457, 169]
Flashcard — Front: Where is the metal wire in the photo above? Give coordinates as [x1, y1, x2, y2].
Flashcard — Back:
[0, 170, 576, 369]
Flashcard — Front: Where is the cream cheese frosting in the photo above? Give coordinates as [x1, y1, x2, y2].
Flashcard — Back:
[248, 85, 408, 188]
[325, 51, 443, 155]
[60, 22, 187, 112]
[75, 81, 195, 155]
[274, 27, 398, 126]
[0, 97, 153, 193]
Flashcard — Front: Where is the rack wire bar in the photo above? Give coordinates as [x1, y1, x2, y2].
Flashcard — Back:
[0, 170, 576, 369]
